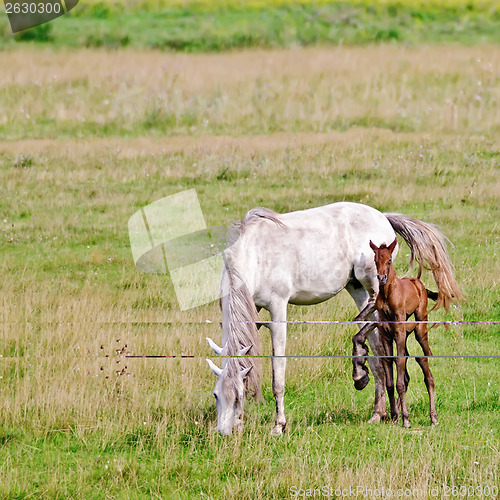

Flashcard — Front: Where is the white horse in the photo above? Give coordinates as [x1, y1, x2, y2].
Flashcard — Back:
[206, 202, 462, 435]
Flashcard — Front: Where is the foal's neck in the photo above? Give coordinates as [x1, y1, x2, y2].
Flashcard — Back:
[380, 264, 398, 296]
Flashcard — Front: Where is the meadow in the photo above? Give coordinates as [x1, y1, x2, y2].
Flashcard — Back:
[0, 9, 499, 500]
[1, 0, 500, 49]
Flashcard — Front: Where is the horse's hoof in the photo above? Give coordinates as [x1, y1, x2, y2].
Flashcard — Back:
[354, 374, 370, 391]
[403, 420, 411, 428]
[270, 424, 285, 436]
[431, 418, 438, 426]
[368, 414, 382, 424]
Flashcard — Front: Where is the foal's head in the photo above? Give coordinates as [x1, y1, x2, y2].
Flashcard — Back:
[370, 238, 398, 286]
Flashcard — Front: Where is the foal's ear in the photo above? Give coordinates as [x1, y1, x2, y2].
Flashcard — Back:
[388, 238, 398, 253]
[369, 240, 378, 252]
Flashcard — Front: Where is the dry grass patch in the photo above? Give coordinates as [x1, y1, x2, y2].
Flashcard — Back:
[1, 46, 500, 138]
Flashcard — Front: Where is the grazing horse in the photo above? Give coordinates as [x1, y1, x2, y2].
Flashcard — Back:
[352, 239, 440, 428]
[206, 202, 463, 435]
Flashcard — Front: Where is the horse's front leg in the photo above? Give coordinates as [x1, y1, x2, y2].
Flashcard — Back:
[269, 299, 288, 435]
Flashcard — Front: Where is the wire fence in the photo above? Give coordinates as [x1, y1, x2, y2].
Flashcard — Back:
[1, 319, 498, 359]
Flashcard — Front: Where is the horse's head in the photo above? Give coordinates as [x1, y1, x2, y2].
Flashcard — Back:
[369, 238, 397, 285]
[206, 338, 252, 436]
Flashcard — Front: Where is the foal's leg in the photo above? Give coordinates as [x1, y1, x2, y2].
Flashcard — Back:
[367, 322, 392, 423]
[394, 324, 411, 428]
[404, 324, 417, 392]
[268, 298, 289, 435]
[347, 283, 388, 423]
[353, 302, 376, 323]
[381, 332, 398, 421]
[414, 323, 438, 426]
[404, 343, 411, 392]
[352, 322, 376, 390]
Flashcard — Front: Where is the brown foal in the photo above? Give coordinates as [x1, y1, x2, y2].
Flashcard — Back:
[352, 238, 439, 428]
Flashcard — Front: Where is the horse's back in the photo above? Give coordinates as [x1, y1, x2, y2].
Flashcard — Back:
[281, 202, 393, 240]
[238, 202, 392, 255]
[281, 202, 397, 269]
[228, 202, 396, 307]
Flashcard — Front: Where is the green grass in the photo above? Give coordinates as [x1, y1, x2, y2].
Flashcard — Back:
[0, 44, 499, 498]
[0, 133, 499, 497]
[1, 0, 500, 50]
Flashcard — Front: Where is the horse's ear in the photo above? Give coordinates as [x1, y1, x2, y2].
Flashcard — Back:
[237, 345, 252, 357]
[206, 337, 223, 356]
[388, 238, 398, 253]
[239, 366, 252, 380]
[369, 240, 378, 252]
[206, 359, 223, 377]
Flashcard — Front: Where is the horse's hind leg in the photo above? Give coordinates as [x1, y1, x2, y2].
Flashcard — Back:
[414, 323, 438, 426]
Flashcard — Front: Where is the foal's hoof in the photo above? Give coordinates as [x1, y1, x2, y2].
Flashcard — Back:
[354, 374, 370, 391]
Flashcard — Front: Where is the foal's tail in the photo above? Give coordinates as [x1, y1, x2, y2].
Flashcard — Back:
[220, 259, 263, 401]
[385, 213, 464, 312]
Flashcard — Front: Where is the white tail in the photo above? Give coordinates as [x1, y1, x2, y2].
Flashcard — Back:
[385, 213, 465, 312]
